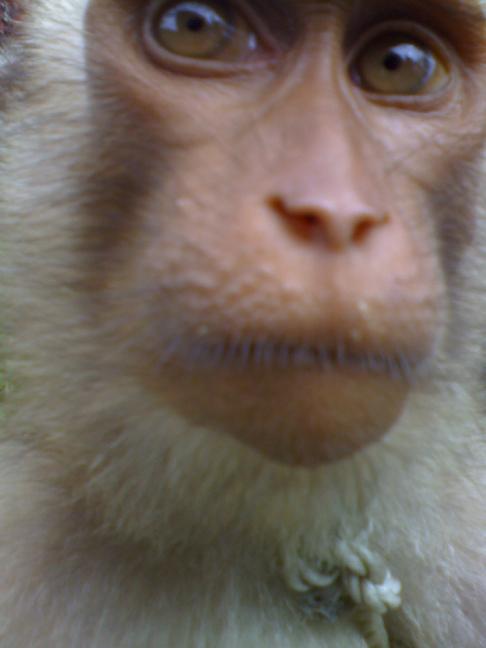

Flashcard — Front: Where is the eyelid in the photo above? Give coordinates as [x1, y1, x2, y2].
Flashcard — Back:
[141, 0, 283, 76]
[347, 20, 456, 107]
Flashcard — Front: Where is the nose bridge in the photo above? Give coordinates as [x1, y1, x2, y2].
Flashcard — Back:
[262, 76, 388, 250]
[279, 78, 378, 194]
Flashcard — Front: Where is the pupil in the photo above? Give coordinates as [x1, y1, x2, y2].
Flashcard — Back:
[186, 15, 205, 32]
[383, 51, 402, 71]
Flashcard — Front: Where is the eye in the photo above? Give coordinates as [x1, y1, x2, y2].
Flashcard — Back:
[351, 30, 450, 97]
[144, 0, 260, 67]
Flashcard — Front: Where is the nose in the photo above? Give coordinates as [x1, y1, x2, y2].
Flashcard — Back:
[268, 194, 390, 251]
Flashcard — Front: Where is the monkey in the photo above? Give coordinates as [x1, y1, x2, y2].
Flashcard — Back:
[0, 0, 485, 646]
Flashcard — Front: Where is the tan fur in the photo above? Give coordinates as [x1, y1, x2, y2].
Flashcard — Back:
[1, 1, 486, 647]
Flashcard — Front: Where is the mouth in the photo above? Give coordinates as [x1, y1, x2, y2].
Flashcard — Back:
[158, 333, 427, 381]
[147, 329, 421, 465]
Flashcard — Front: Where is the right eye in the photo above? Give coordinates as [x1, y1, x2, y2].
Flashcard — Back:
[143, 0, 263, 71]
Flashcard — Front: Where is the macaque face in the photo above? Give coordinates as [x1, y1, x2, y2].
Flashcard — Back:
[84, 0, 486, 465]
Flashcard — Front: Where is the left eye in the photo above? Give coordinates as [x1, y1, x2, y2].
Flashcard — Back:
[350, 30, 450, 97]
[144, 0, 259, 65]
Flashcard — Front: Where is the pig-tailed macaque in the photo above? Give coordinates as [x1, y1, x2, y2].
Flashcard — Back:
[1, 0, 486, 646]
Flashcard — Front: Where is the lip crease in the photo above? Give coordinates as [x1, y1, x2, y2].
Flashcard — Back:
[159, 334, 426, 380]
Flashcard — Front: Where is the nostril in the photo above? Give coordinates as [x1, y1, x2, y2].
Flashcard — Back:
[268, 196, 326, 241]
[300, 213, 321, 228]
[353, 217, 380, 244]
[267, 196, 289, 219]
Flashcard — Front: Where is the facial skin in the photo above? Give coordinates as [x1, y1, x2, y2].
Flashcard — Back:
[0, 1, 486, 647]
[83, 0, 476, 465]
